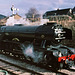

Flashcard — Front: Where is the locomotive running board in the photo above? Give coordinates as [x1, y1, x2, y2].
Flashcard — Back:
[2, 40, 21, 45]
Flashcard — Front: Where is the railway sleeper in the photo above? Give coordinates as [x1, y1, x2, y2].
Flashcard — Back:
[0, 49, 26, 60]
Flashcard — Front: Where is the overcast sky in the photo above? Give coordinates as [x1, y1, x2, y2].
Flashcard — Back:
[0, 0, 75, 17]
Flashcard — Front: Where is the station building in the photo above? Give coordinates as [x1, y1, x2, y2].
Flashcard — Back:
[43, 8, 74, 21]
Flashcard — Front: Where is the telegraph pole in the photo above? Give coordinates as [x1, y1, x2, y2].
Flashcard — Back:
[11, 5, 19, 15]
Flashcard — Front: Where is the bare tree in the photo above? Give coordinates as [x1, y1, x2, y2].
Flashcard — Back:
[25, 7, 41, 22]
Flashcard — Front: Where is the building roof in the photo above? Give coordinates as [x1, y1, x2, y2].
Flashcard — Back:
[10, 13, 22, 20]
[0, 14, 6, 19]
[73, 7, 75, 11]
[44, 8, 72, 16]
[10, 13, 21, 17]
[0, 13, 22, 25]
[73, 7, 75, 14]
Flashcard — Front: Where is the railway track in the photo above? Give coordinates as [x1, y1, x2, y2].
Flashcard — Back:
[0, 59, 42, 75]
[58, 69, 75, 75]
[0, 51, 75, 75]
[0, 53, 56, 75]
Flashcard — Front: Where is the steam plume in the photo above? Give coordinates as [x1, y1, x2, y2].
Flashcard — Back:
[21, 43, 44, 63]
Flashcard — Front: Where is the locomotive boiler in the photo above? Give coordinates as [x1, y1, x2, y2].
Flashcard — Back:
[0, 23, 72, 43]
[0, 22, 74, 70]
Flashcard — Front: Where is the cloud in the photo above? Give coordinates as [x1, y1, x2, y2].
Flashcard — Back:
[59, 0, 64, 4]
[0, 0, 75, 16]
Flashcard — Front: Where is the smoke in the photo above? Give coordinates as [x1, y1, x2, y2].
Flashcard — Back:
[21, 44, 35, 58]
[6, 16, 14, 26]
[39, 19, 49, 25]
[6, 16, 30, 26]
[21, 43, 44, 63]
[6, 15, 49, 26]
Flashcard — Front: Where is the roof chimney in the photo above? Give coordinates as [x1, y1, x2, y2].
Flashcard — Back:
[57, 8, 59, 10]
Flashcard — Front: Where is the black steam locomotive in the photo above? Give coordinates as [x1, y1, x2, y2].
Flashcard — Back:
[0, 23, 75, 70]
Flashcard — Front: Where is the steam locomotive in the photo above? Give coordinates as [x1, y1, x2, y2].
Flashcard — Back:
[0, 23, 75, 70]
